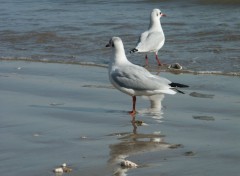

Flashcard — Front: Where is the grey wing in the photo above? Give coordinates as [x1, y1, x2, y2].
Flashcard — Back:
[111, 65, 169, 91]
[138, 31, 165, 51]
[136, 31, 148, 48]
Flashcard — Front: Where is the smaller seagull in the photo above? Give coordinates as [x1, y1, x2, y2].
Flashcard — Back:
[106, 37, 188, 115]
[130, 8, 166, 66]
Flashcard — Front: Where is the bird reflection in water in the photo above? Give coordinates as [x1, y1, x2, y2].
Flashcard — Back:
[108, 94, 177, 176]
[137, 94, 165, 121]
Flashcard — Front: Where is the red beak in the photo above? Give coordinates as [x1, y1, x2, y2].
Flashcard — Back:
[161, 13, 166, 17]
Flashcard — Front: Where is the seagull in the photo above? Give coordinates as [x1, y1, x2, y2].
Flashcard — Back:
[106, 37, 188, 115]
[130, 8, 166, 66]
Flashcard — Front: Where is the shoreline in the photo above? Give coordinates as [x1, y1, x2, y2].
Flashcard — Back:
[1, 58, 240, 77]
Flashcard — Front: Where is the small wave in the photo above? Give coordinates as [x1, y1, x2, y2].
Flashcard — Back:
[1, 57, 239, 76]
[165, 69, 240, 76]
[0, 30, 64, 44]
[165, 22, 186, 26]
[145, 64, 240, 76]
[199, 0, 240, 5]
[0, 57, 107, 68]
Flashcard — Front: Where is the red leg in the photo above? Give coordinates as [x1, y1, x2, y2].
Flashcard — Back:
[155, 53, 162, 66]
[129, 96, 136, 115]
[145, 54, 149, 66]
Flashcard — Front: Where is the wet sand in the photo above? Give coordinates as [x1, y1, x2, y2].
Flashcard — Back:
[0, 61, 239, 176]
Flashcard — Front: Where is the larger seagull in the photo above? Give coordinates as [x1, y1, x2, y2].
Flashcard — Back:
[130, 8, 166, 66]
[106, 37, 188, 115]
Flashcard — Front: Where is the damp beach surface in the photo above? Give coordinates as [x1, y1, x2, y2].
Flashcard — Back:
[1, 0, 239, 175]
[0, 61, 239, 176]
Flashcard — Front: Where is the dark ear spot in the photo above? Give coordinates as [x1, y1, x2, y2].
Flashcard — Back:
[107, 39, 114, 48]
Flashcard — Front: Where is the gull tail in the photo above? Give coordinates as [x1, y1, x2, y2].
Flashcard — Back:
[169, 82, 189, 94]
[130, 48, 138, 54]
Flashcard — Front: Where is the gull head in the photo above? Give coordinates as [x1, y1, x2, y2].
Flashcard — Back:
[106, 37, 125, 54]
[151, 8, 166, 20]
[106, 37, 127, 63]
[106, 37, 123, 48]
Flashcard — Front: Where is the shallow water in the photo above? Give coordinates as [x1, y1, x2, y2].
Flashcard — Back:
[0, 0, 239, 73]
[0, 61, 239, 176]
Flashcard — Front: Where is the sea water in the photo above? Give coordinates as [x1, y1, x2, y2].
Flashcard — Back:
[0, 0, 239, 73]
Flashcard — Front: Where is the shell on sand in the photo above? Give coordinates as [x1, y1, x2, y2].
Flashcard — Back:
[120, 160, 138, 168]
[53, 163, 72, 173]
[53, 167, 64, 173]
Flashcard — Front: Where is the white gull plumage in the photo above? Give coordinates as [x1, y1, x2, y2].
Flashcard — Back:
[106, 37, 188, 115]
[130, 8, 166, 66]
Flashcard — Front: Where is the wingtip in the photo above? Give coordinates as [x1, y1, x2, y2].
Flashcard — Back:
[169, 82, 189, 94]
[169, 82, 189, 88]
[130, 48, 138, 54]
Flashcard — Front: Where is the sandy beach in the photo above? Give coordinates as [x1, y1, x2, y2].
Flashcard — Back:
[0, 60, 239, 176]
